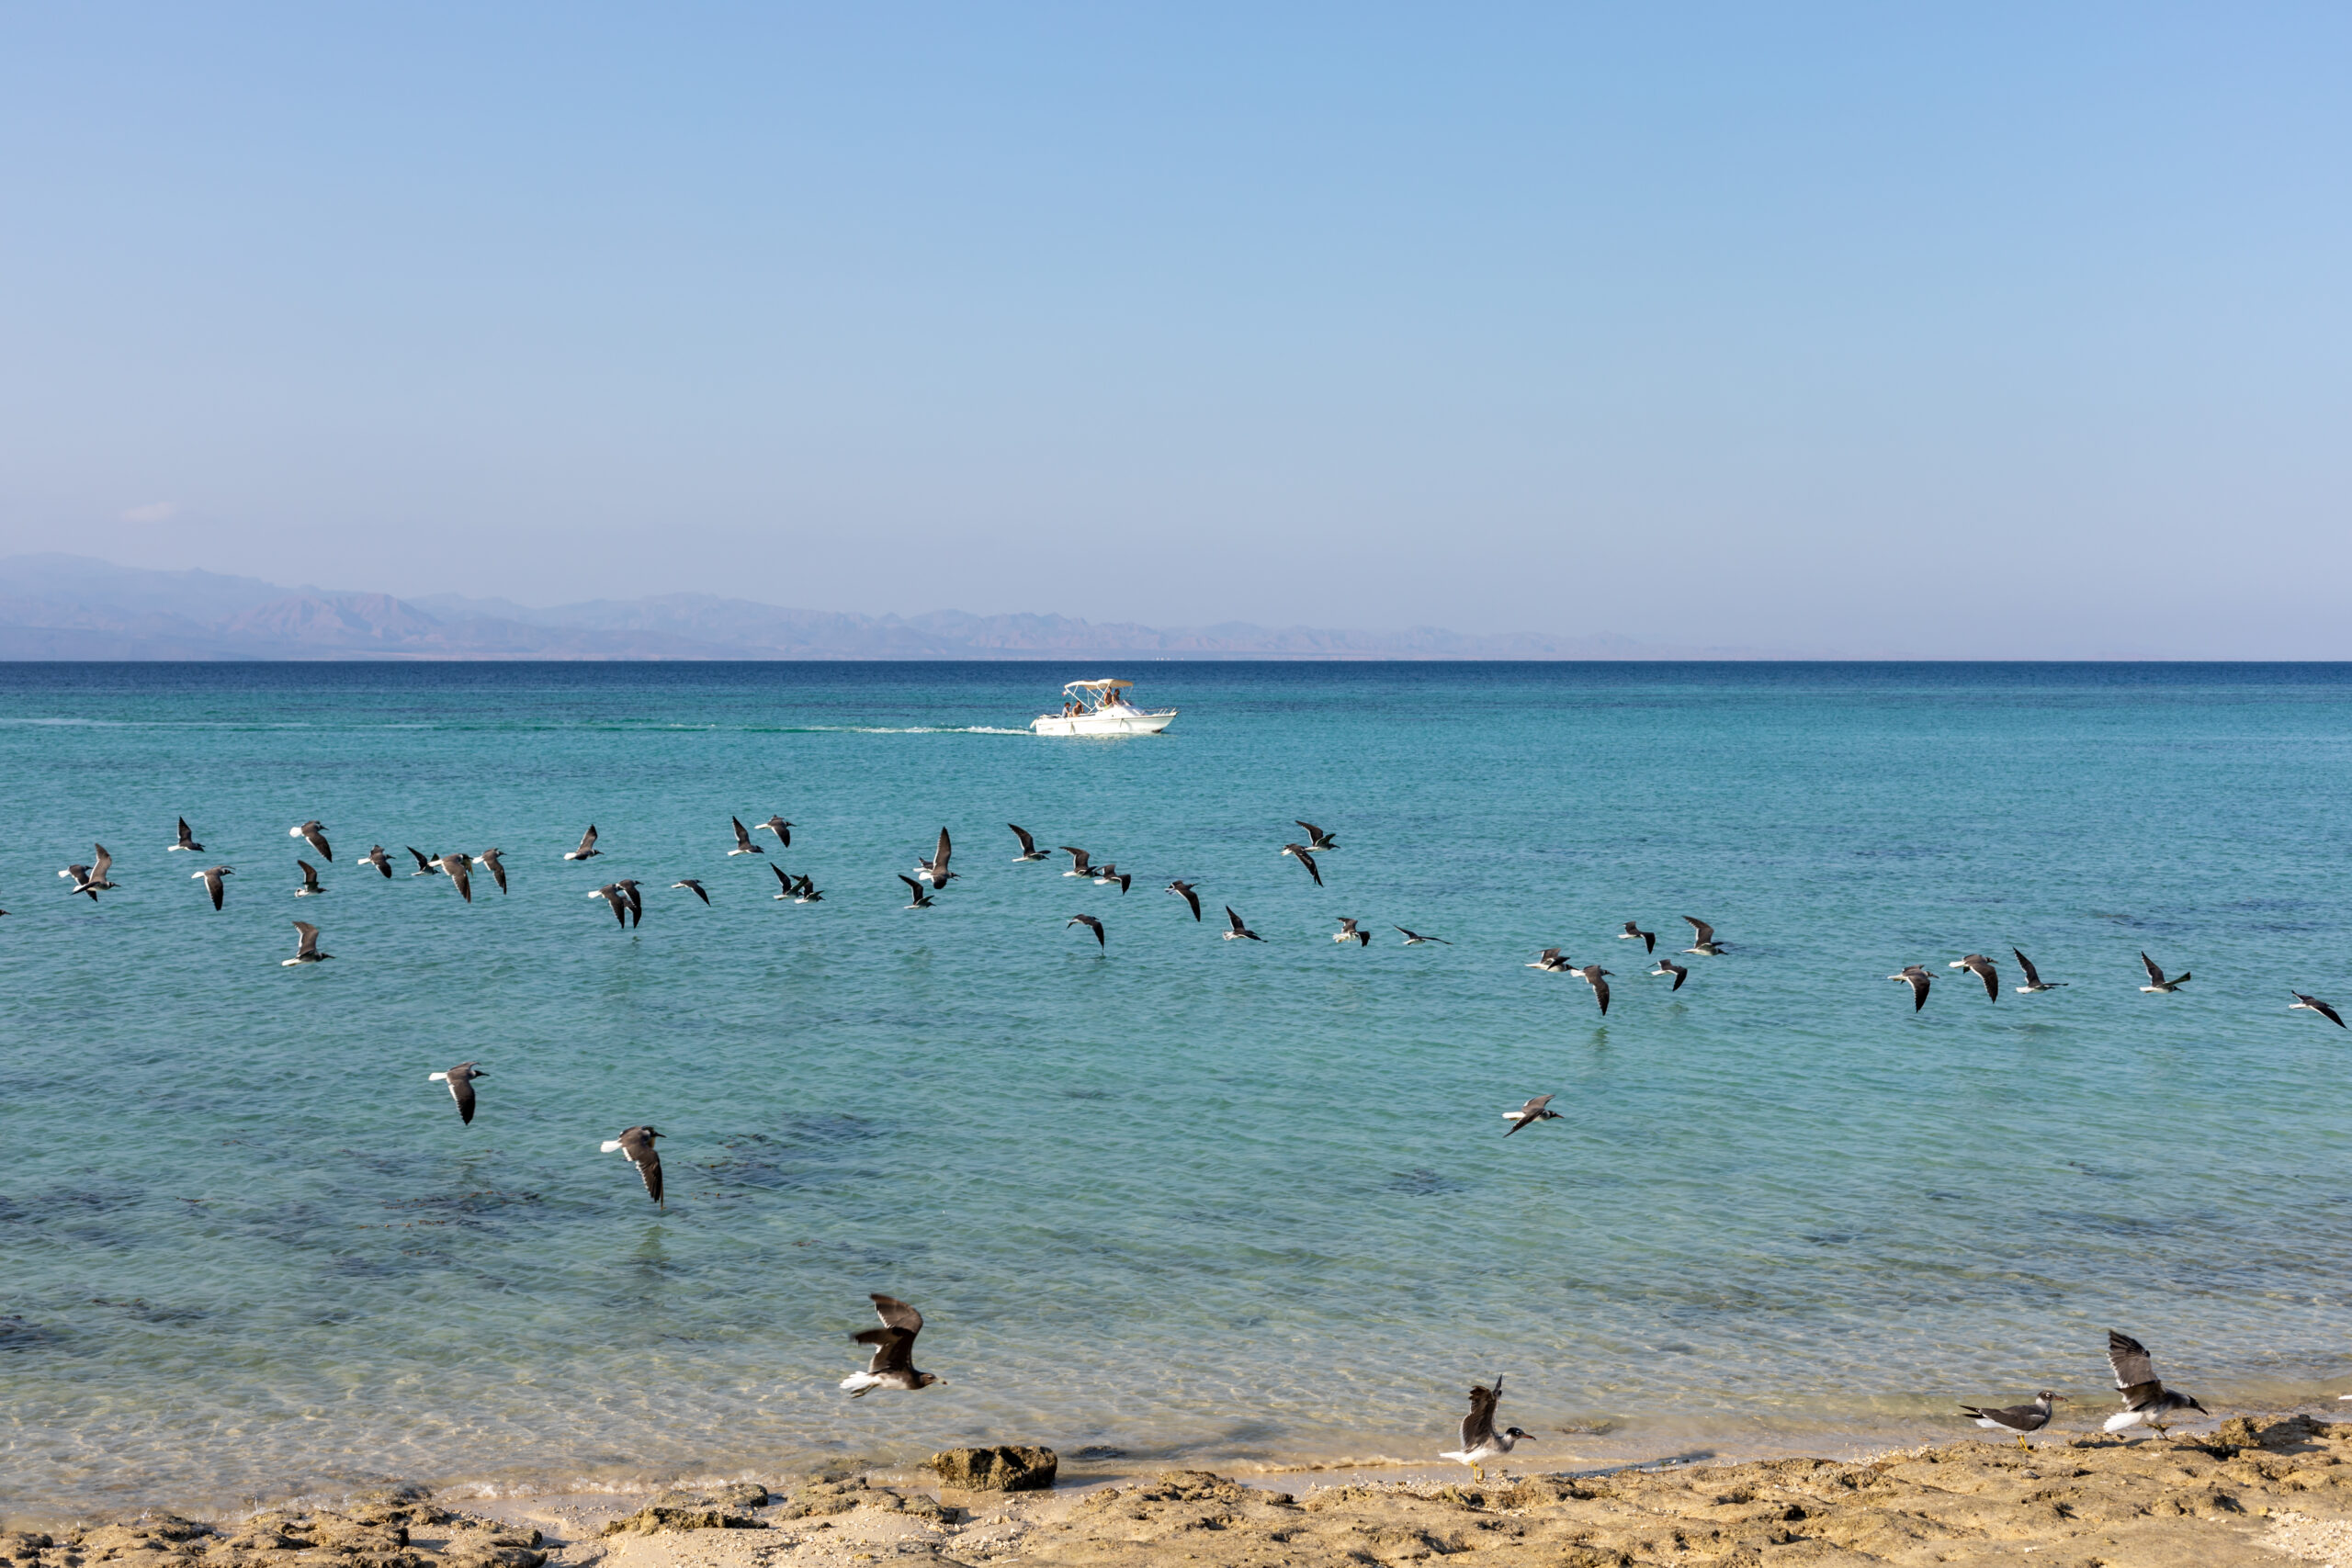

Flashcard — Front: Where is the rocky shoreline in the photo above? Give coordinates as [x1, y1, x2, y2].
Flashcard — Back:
[11, 1416, 2352, 1566]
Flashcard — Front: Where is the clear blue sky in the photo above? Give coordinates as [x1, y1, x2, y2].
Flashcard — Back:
[1, 4, 2346, 655]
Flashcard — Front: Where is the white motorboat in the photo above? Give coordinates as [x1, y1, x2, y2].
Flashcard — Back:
[1032, 679, 1178, 737]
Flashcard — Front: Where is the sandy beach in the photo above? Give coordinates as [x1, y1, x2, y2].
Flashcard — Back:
[13, 1412, 2352, 1568]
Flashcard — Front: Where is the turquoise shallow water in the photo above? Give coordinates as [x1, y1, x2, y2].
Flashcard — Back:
[4, 660, 2351, 1517]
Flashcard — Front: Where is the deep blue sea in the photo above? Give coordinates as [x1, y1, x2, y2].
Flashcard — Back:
[4, 660, 2351, 1520]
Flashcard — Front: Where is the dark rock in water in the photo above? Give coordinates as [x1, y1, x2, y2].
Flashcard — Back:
[598, 1484, 770, 1537]
[924, 1445, 1058, 1492]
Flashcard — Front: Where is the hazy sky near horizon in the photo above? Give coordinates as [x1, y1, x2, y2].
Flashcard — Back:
[2, 5, 2347, 655]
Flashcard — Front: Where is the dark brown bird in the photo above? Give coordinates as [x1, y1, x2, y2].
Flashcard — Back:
[359, 845, 393, 877]
[1950, 953, 1999, 1002]
[839, 1294, 944, 1395]
[290, 820, 333, 862]
[1890, 964, 1932, 1010]
[2291, 991, 2346, 1028]
[601, 1125, 663, 1208]
[429, 1062, 485, 1124]
[192, 864, 232, 910]
[1280, 842, 1323, 886]
[435, 852, 473, 903]
[1068, 913, 1105, 949]
[1166, 879, 1203, 920]
[1619, 921, 1657, 953]
[474, 849, 507, 894]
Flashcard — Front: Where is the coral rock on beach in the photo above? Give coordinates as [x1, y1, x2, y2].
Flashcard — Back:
[924, 1445, 1058, 1492]
[598, 1484, 771, 1537]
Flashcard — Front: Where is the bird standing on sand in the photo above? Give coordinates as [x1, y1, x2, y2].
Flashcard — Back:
[564, 826, 601, 862]
[2291, 991, 2346, 1028]
[2139, 953, 2190, 993]
[758, 816, 793, 848]
[1890, 964, 1933, 1011]
[2105, 1330, 2207, 1435]
[428, 1062, 485, 1124]
[1650, 957, 1689, 990]
[2012, 948, 2065, 993]
[1394, 926, 1451, 945]
[1440, 1378, 1532, 1482]
[673, 878, 710, 904]
[294, 860, 325, 897]
[1681, 917, 1728, 956]
[899, 874, 935, 908]
[359, 845, 393, 877]
[1295, 819, 1339, 852]
[475, 849, 507, 894]
[1949, 953, 2000, 1002]
[1008, 824, 1047, 862]
[1281, 842, 1324, 886]
[1223, 906, 1263, 942]
[1068, 913, 1105, 950]
[1166, 879, 1204, 920]
[1334, 918, 1370, 946]
[170, 818, 203, 853]
[283, 920, 331, 965]
[291, 820, 333, 862]
[601, 1125, 664, 1208]
[1502, 1095, 1562, 1136]
[435, 852, 473, 903]
[915, 828, 956, 886]
[193, 864, 232, 910]
[1619, 921, 1657, 953]
[729, 817, 764, 856]
[1960, 1392, 2066, 1450]
[1577, 964, 1612, 1017]
[840, 1294, 944, 1396]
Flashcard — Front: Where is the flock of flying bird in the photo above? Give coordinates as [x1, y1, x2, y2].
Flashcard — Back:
[21, 809, 2340, 1461]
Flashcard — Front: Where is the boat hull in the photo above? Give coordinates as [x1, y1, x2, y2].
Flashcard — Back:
[1031, 708, 1177, 737]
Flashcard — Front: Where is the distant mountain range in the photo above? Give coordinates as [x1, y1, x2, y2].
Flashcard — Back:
[0, 553, 1796, 660]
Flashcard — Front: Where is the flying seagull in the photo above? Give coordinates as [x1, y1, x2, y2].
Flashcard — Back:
[1394, 926, 1451, 945]
[899, 874, 936, 909]
[2012, 947, 2065, 993]
[283, 920, 331, 965]
[1959, 1392, 2066, 1450]
[1008, 823, 1047, 861]
[428, 1062, 485, 1124]
[1223, 906, 1263, 942]
[1059, 846, 1093, 877]
[588, 884, 632, 926]
[758, 815, 793, 848]
[1526, 948, 1572, 973]
[2291, 991, 2346, 1028]
[1576, 964, 1612, 1016]
[1502, 1095, 1562, 1136]
[771, 863, 798, 900]
[474, 848, 507, 894]
[62, 844, 115, 899]
[1948, 953, 2000, 1002]
[729, 817, 764, 856]
[435, 852, 473, 903]
[406, 846, 436, 876]
[170, 818, 203, 852]
[290, 820, 333, 862]
[1166, 879, 1203, 920]
[359, 845, 393, 878]
[1280, 842, 1324, 886]
[1890, 964, 1933, 1011]
[564, 826, 601, 862]
[673, 878, 710, 904]
[1619, 921, 1657, 953]
[192, 864, 232, 910]
[1091, 863, 1132, 894]
[915, 828, 956, 886]
[613, 879, 643, 926]
[601, 1125, 664, 1209]
[1681, 917, 1728, 956]
[1649, 957, 1690, 990]
[295, 860, 325, 897]
[1440, 1377, 1532, 1482]
[60, 859, 96, 900]
[1295, 819, 1339, 851]
[1333, 918, 1371, 946]
[2104, 1329, 2207, 1435]
[2139, 953, 2190, 993]
[1068, 913, 1105, 949]
[839, 1294, 944, 1396]
[793, 874, 824, 904]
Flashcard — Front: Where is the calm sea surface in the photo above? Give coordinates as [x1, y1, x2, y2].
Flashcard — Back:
[4, 661, 2351, 1518]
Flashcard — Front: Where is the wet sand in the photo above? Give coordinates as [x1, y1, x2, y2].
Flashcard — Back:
[15, 1411, 2352, 1566]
